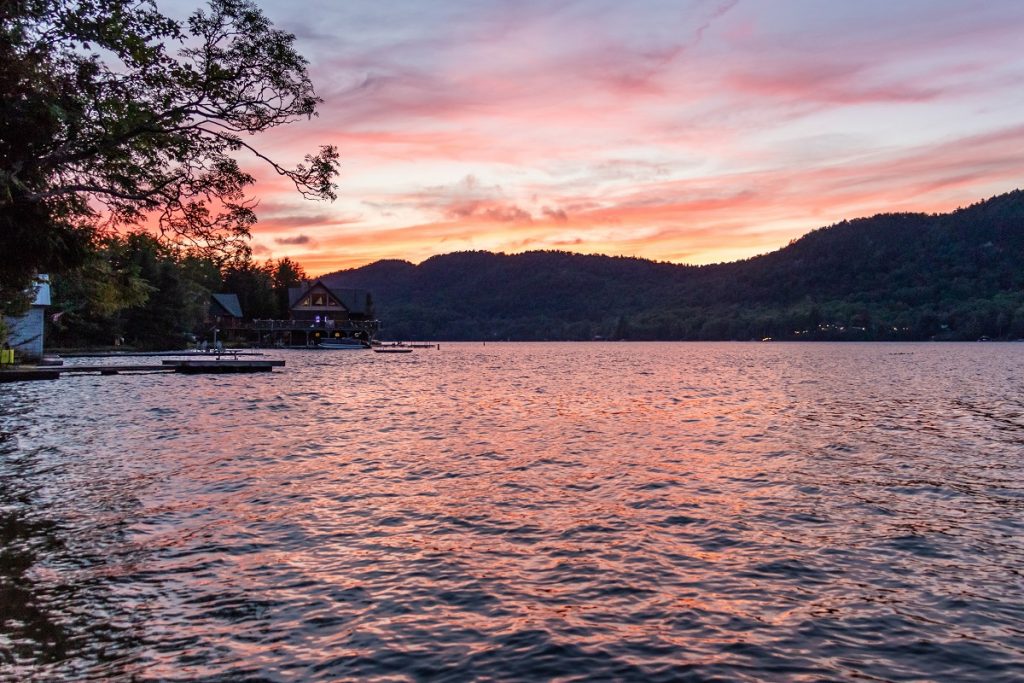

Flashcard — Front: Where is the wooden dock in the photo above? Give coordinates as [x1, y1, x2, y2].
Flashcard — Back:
[0, 359, 284, 383]
[58, 350, 266, 358]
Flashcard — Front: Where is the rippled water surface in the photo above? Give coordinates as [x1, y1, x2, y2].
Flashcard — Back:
[2, 343, 1023, 681]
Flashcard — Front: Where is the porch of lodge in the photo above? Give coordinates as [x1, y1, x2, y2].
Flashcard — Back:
[248, 318, 381, 347]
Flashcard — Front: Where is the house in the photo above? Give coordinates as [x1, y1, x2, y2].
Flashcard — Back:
[3, 275, 50, 361]
[250, 279, 379, 347]
[209, 293, 244, 327]
[287, 280, 374, 324]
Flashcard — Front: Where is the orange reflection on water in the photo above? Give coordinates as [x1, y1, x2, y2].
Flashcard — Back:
[8, 343, 1022, 679]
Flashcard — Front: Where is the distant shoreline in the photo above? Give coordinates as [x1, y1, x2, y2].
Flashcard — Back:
[43, 339, 1022, 356]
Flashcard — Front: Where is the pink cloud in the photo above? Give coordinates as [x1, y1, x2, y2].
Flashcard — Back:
[728, 62, 945, 105]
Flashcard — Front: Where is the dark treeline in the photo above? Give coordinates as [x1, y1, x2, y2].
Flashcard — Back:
[325, 190, 1024, 341]
[1, 0, 337, 350]
[47, 232, 306, 349]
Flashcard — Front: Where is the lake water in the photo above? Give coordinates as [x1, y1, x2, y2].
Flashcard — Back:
[1, 342, 1023, 681]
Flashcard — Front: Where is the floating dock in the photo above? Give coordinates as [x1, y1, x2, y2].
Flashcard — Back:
[0, 359, 284, 383]
[0, 369, 61, 382]
[375, 342, 439, 349]
[162, 359, 285, 374]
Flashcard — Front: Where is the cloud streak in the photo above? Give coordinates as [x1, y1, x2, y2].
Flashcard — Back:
[274, 234, 314, 245]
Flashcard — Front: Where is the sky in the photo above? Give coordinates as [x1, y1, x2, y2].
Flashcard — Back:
[172, 0, 1024, 274]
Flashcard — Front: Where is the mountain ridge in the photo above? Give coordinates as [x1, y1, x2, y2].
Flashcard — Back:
[321, 190, 1024, 341]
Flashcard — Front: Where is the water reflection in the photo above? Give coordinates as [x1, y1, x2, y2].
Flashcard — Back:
[0, 507, 70, 667]
[1, 343, 1023, 680]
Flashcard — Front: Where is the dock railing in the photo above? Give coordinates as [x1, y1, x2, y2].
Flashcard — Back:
[250, 319, 380, 333]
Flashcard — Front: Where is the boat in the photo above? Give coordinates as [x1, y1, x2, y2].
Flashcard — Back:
[318, 338, 371, 350]
[373, 347, 413, 354]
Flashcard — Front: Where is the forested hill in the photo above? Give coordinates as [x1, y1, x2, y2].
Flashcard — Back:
[323, 190, 1024, 341]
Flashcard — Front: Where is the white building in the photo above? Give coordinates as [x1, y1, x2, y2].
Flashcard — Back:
[4, 275, 51, 360]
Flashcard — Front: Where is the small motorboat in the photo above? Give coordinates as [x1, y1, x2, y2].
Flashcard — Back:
[318, 338, 371, 350]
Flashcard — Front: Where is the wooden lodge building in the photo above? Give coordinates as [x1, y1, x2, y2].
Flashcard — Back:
[250, 279, 379, 347]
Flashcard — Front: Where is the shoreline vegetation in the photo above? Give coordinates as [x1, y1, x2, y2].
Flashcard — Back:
[33, 189, 1024, 349]
[43, 233, 309, 350]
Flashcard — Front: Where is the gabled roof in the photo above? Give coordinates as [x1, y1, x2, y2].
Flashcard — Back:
[287, 285, 309, 308]
[288, 279, 371, 315]
[331, 288, 371, 315]
[211, 293, 243, 318]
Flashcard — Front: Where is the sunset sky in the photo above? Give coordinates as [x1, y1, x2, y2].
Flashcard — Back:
[173, 0, 1024, 274]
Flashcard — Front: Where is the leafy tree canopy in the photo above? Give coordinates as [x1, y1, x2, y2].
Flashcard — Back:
[1, 0, 338, 311]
